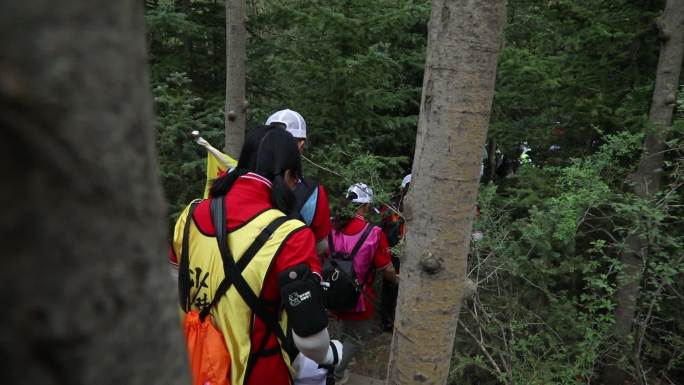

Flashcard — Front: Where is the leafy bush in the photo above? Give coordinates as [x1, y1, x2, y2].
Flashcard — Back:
[451, 128, 684, 384]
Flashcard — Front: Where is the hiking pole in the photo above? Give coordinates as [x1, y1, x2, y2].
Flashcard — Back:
[191, 130, 234, 169]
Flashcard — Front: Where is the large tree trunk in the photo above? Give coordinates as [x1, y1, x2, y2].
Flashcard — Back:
[605, 1, 684, 384]
[224, 0, 247, 157]
[0, 2, 186, 384]
[386, 1, 506, 384]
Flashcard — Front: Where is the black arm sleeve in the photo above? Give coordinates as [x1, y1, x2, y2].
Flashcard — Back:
[279, 263, 329, 337]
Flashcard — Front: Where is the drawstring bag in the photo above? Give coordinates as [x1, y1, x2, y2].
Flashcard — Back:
[183, 311, 230, 385]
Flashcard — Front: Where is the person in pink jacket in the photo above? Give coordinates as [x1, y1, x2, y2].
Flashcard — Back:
[327, 183, 399, 383]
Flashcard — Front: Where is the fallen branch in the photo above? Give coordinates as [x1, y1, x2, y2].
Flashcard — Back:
[459, 319, 507, 383]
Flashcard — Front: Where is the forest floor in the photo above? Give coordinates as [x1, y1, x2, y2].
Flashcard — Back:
[329, 278, 393, 383]
[347, 325, 392, 379]
[347, 372, 386, 385]
[329, 317, 391, 385]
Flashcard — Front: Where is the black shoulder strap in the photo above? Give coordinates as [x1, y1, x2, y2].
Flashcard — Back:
[348, 224, 374, 260]
[328, 231, 335, 255]
[199, 207, 289, 320]
[209, 196, 295, 355]
[293, 177, 319, 211]
[179, 201, 200, 312]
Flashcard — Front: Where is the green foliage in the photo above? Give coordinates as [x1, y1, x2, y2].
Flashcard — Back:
[451, 129, 684, 384]
[146, 0, 225, 92]
[148, 0, 422, 215]
[146, 1, 683, 383]
[491, 0, 661, 158]
[247, 0, 428, 158]
[304, 140, 408, 212]
[152, 71, 224, 217]
[147, 0, 227, 220]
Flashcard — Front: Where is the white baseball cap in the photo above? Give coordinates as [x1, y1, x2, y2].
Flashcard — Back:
[347, 183, 374, 204]
[265, 109, 307, 139]
[400, 174, 412, 189]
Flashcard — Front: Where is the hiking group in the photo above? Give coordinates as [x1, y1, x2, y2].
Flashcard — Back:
[169, 109, 404, 385]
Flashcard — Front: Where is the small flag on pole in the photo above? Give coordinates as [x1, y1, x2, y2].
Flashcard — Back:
[192, 131, 237, 198]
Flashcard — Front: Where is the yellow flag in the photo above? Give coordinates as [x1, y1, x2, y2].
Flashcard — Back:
[204, 150, 237, 198]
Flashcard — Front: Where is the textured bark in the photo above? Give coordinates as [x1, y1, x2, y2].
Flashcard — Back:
[225, 0, 247, 157]
[386, 1, 506, 384]
[0, 2, 186, 384]
[605, 1, 684, 384]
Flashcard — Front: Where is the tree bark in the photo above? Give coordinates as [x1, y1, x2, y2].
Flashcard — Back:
[0, 2, 186, 384]
[605, 1, 684, 384]
[225, 0, 247, 157]
[386, 1, 506, 384]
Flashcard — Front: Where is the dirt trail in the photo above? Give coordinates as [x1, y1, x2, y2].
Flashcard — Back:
[329, 278, 394, 382]
[347, 329, 391, 379]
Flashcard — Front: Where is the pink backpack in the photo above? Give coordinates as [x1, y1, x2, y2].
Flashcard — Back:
[323, 224, 380, 311]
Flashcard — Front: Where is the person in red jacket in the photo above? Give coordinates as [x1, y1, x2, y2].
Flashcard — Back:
[327, 183, 399, 384]
[170, 127, 341, 385]
[266, 109, 332, 255]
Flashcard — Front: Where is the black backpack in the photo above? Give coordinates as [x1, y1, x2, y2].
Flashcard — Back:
[322, 225, 373, 311]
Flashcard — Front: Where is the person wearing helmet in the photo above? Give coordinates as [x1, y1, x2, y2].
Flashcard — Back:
[266, 109, 332, 256]
[327, 183, 399, 383]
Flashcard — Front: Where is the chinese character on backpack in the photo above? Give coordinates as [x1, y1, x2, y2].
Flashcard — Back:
[178, 201, 231, 385]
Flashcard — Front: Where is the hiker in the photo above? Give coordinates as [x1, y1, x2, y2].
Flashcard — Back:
[325, 183, 399, 384]
[266, 109, 332, 256]
[519, 142, 533, 165]
[379, 174, 410, 331]
[171, 128, 342, 385]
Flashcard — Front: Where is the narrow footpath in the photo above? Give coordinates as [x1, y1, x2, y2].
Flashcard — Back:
[332, 302, 392, 385]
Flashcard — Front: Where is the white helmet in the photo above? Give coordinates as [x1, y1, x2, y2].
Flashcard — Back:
[265, 109, 307, 139]
[347, 183, 374, 204]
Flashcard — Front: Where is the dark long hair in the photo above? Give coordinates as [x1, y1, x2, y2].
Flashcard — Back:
[255, 128, 302, 216]
[209, 124, 276, 198]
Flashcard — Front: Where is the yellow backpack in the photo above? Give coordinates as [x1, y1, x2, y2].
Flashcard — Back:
[179, 201, 231, 385]
[177, 198, 297, 385]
